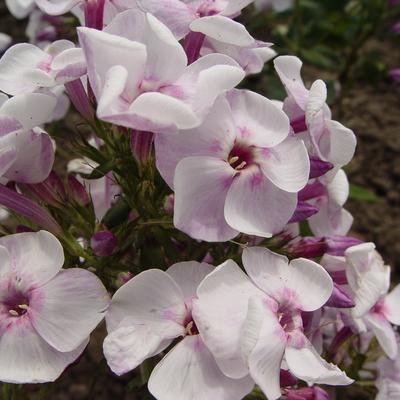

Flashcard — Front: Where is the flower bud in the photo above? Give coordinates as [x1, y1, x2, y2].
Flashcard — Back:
[68, 175, 90, 205]
[130, 130, 154, 164]
[325, 236, 362, 256]
[25, 171, 66, 206]
[286, 386, 330, 400]
[290, 115, 307, 134]
[116, 271, 134, 288]
[298, 181, 325, 202]
[286, 237, 326, 259]
[91, 230, 117, 257]
[309, 156, 334, 179]
[288, 201, 319, 223]
[280, 369, 298, 387]
[325, 283, 355, 308]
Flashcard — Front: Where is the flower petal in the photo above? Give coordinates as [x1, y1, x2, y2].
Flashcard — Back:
[258, 136, 309, 192]
[193, 259, 262, 378]
[106, 269, 186, 337]
[242, 247, 333, 311]
[0, 231, 64, 287]
[30, 268, 109, 353]
[224, 169, 297, 237]
[384, 284, 400, 325]
[173, 156, 237, 242]
[148, 336, 254, 400]
[285, 339, 353, 386]
[227, 89, 290, 148]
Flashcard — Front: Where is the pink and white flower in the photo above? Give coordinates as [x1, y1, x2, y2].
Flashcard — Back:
[155, 89, 310, 241]
[274, 56, 356, 169]
[103, 261, 254, 400]
[193, 247, 352, 400]
[0, 40, 86, 95]
[0, 92, 56, 183]
[0, 230, 109, 383]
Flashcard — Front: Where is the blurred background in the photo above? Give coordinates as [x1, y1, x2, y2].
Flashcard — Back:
[0, 0, 399, 398]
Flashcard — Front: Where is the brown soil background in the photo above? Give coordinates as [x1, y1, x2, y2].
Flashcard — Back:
[0, 2, 399, 399]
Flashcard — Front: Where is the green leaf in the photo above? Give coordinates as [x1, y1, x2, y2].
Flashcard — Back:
[349, 184, 379, 202]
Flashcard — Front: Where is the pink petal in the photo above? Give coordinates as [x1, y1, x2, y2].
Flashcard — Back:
[193, 259, 262, 379]
[30, 268, 109, 353]
[148, 336, 254, 400]
[227, 89, 290, 148]
[241, 296, 286, 400]
[173, 156, 237, 242]
[154, 96, 236, 187]
[224, 169, 297, 237]
[258, 136, 310, 192]
[285, 338, 353, 385]
[242, 247, 333, 311]
[166, 261, 214, 301]
[106, 269, 186, 337]
[0, 231, 64, 287]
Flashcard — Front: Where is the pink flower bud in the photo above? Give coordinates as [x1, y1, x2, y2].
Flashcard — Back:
[91, 230, 117, 257]
[68, 175, 90, 205]
[286, 386, 330, 400]
[280, 369, 298, 387]
[325, 283, 355, 308]
[25, 171, 66, 206]
[163, 194, 175, 216]
[325, 236, 362, 256]
[84, 0, 106, 30]
[309, 156, 334, 179]
[286, 237, 326, 258]
[288, 201, 319, 223]
[130, 130, 154, 164]
[116, 271, 134, 288]
[64, 79, 94, 121]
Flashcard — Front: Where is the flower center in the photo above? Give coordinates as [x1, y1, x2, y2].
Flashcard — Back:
[277, 305, 302, 334]
[3, 291, 30, 317]
[184, 317, 199, 336]
[228, 142, 254, 171]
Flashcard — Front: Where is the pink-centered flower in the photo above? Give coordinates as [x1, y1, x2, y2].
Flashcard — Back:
[155, 89, 310, 241]
[0, 40, 86, 95]
[274, 56, 356, 169]
[0, 92, 56, 183]
[192, 247, 352, 400]
[78, 9, 244, 133]
[103, 261, 254, 400]
[0, 231, 109, 383]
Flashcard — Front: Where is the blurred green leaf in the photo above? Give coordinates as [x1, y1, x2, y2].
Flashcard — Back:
[349, 184, 379, 202]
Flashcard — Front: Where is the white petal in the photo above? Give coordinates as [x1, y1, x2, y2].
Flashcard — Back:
[0, 318, 87, 384]
[30, 268, 109, 352]
[365, 313, 398, 359]
[0, 231, 64, 287]
[36, 0, 81, 15]
[241, 296, 286, 400]
[326, 120, 357, 167]
[242, 247, 333, 311]
[305, 79, 327, 124]
[129, 92, 200, 130]
[258, 136, 310, 192]
[384, 284, 400, 325]
[227, 89, 290, 148]
[190, 16, 254, 46]
[192, 259, 262, 378]
[106, 269, 186, 337]
[224, 169, 297, 237]
[148, 336, 254, 400]
[285, 339, 353, 385]
[173, 156, 238, 242]
[166, 261, 214, 301]
[0, 245, 11, 280]
[0, 93, 56, 130]
[103, 323, 168, 376]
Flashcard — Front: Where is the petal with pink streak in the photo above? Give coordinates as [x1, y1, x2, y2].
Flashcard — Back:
[241, 296, 286, 400]
[106, 269, 186, 337]
[258, 136, 309, 192]
[30, 268, 109, 353]
[173, 156, 237, 242]
[227, 89, 290, 148]
[166, 261, 214, 302]
[285, 338, 353, 386]
[0, 231, 64, 287]
[0, 316, 87, 384]
[224, 169, 297, 238]
[148, 335, 254, 400]
[193, 259, 262, 379]
[154, 96, 236, 187]
[242, 247, 333, 311]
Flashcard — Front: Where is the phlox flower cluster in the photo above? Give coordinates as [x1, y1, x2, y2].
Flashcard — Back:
[0, 1, 396, 399]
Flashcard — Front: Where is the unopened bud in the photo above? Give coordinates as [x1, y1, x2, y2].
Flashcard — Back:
[288, 201, 319, 223]
[325, 236, 362, 256]
[91, 230, 117, 257]
[325, 283, 355, 308]
[287, 386, 330, 400]
[309, 156, 334, 179]
[68, 175, 90, 205]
